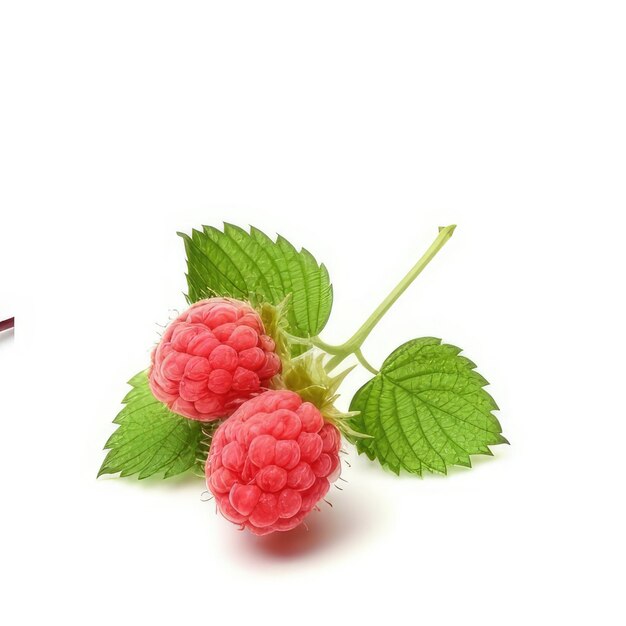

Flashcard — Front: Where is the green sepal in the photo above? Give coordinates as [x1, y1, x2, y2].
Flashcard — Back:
[278, 350, 368, 439]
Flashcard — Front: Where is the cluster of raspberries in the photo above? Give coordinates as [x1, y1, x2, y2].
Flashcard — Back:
[149, 298, 341, 535]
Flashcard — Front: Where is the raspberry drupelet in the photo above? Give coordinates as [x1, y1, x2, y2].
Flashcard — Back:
[206, 390, 342, 535]
[149, 298, 281, 421]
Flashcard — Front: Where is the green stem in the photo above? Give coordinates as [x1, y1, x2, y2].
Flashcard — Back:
[319, 224, 456, 372]
[354, 349, 378, 375]
[310, 336, 343, 354]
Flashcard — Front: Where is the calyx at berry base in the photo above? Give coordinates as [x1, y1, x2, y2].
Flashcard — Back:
[99, 223, 508, 535]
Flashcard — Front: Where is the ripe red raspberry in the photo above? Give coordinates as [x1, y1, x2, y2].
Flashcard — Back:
[206, 390, 342, 535]
[149, 298, 281, 421]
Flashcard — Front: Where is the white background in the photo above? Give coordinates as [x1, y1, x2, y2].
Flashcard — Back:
[1, 2, 625, 624]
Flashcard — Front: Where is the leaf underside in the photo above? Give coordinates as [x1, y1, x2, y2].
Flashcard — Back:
[349, 338, 507, 476]
[98, 371, 203, 479]
[179, 223, 333, 339]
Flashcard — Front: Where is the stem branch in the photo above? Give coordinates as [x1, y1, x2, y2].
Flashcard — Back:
[354, 349, 379, 375]
[319, 224, 456, 372]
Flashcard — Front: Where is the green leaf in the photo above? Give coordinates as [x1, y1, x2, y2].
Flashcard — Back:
[98, 370, 204, 479]
[348, 338, 507, 475]
[178, 224, 333, 338]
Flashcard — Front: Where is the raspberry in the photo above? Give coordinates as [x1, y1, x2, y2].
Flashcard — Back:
[206, 390, 342, 535]
[149, 298, 281, 421]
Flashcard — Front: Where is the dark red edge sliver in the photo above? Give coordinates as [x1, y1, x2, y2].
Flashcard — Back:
[0, 317, 14, 332]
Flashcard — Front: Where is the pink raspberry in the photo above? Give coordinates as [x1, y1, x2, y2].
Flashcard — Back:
[149, 298, 281, 421]
[206, 390, 342, 535]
